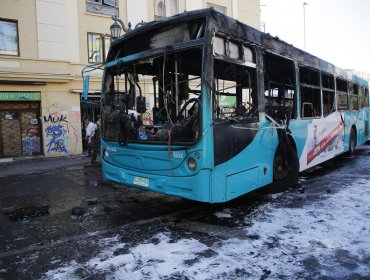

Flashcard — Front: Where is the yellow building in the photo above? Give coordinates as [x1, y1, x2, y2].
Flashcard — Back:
[0, 0, 260, 159]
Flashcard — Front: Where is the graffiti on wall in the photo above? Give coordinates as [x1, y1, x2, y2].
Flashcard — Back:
[43, 111, 80, 154]
[21, 112, 42, 156]
[45, 124, 68, 153]
[43, 114, 68, 123]
[21, 126, 41, 156]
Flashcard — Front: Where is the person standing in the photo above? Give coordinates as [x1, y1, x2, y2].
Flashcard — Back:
[91, 115, 101, 164]
[84, 116, 94, 156]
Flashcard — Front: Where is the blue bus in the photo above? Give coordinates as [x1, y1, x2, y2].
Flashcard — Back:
[98, 9, 370, 203]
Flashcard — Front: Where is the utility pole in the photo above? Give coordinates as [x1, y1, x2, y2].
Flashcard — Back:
[260, 4, 267, 33]
[303, 2, 308, 51]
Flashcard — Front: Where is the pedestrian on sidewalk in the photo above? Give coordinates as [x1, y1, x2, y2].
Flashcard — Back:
[84, 116, 94, 157]
[91, 115, 101, 164]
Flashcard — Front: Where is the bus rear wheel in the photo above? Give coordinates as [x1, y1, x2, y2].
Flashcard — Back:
[264, 140, 299, 194]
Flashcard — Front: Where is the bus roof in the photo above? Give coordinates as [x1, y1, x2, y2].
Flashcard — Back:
[109, 8, 367, 87]
[352, 74, 369, 87]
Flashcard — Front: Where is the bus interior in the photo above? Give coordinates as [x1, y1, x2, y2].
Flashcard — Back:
[102, 48, 203, 146]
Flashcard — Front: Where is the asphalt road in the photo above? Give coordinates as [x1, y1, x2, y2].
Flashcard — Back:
[0, 144, 369, 280]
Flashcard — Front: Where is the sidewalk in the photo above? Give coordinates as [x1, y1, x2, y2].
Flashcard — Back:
[0, 154, 99, 178]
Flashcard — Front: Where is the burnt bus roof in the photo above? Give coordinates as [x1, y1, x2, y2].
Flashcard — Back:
[111, 8, 212, 44]
[107, 8, 364, 84]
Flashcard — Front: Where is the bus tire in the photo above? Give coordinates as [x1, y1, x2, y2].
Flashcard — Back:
[264, 139, 299, 194]
[346, 127, 356, 157]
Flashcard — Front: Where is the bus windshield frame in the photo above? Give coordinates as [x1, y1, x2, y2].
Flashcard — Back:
[101, 46, 204, 146]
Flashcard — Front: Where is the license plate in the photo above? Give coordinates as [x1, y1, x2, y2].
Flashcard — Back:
[133, 176, 149, 187]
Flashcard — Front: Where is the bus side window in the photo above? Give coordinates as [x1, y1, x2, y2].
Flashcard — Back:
[264, 52, 296, 119]
[302, 102, 316, 118]
[362, 88, 369, 107]
[213, 59, 257, 120]
[359, 86, 364, 109]
[336, 78, 348, 111]
[299, 66, 321, 118]
[321, 72, 335, 116]
[349, 83, 359, 111]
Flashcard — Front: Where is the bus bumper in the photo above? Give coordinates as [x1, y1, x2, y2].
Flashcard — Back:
[102, 160, 212, 202]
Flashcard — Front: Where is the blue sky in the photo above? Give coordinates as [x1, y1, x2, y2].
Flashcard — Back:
[260, 0, 370, 73]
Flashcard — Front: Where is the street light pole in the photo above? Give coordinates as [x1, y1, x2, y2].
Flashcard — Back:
[260, 4, 266, 32]
[110, 16, 131, 40]
[303, 1, 308, 51]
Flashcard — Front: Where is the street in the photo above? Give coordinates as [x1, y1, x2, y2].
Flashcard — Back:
[0, 144, 370, 280]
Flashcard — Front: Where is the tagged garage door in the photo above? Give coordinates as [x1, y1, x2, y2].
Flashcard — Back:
[0, 101, 42, 158]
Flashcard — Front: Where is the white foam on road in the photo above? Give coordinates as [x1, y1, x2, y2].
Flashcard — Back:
[43, 179, 370, 279]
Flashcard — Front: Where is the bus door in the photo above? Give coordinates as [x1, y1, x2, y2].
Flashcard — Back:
[349, 83, 360, 124]
[361, 87, 370, 139]
[263, 52, 298, 158]
[355, 85, 368, 144]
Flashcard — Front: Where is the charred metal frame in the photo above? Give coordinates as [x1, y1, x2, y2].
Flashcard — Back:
[102, 15, 208, 146]
[101, 8, 367, 149]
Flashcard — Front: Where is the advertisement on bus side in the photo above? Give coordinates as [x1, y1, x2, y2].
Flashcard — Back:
[299, 113, 345, 171]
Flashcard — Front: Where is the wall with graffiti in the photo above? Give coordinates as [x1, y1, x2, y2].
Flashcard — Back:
[42, 92, 82, 157]
[21, 111, 42, 156]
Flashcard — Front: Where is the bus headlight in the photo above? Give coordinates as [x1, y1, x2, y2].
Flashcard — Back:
[187, 158, 197, 171]
[104, 149, 109, 158]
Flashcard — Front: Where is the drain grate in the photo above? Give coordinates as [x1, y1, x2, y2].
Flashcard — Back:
[5, 205, 49, 222]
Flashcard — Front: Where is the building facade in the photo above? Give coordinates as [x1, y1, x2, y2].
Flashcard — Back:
[0, 0, 260, 159]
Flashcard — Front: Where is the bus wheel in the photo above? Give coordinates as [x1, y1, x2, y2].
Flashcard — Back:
[346, 128, 356, 157]
[264, 141, 299, 194]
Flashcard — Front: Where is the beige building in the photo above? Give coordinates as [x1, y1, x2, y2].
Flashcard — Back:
[0, 0, 260, 159]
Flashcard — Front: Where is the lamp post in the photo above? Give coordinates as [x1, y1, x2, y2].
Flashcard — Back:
[303, 2, 308, 51]
[110, 16, 131, 40]
[260, 4, 266, 32]
[261, 22, 266, 33]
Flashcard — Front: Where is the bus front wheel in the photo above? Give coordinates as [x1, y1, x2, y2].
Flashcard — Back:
[264, 139, 299, 194]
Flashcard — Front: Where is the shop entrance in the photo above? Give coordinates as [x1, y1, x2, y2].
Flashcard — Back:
[81, 98, 100, 151]
[0, 101, 43, 158]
